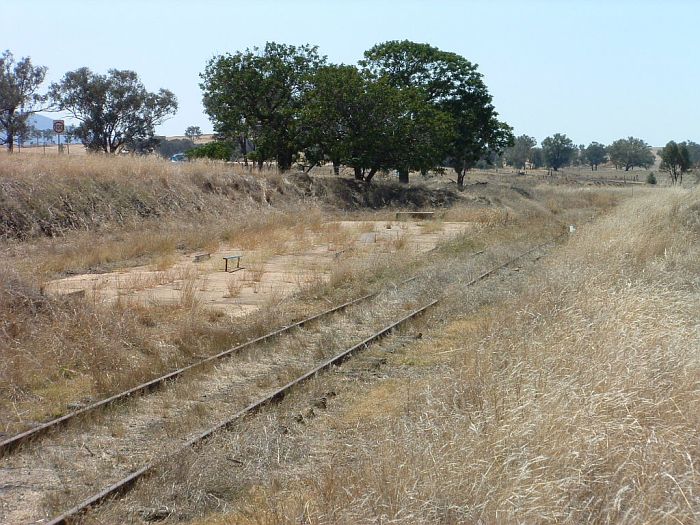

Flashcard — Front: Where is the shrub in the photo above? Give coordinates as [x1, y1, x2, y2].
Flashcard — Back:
[646, 171, 657, 185]
[186, 141, 236, 161]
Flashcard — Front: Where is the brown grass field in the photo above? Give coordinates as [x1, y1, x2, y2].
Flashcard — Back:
[0, 153, 698, 524]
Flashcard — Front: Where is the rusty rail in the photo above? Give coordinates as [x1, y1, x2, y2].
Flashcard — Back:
[0, 283, 409, 457]
[45, 300, 437, 525]
[464, 234, 565, 287]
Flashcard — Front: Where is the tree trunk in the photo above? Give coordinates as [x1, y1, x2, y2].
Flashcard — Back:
[364, 167, 379, 183]
[278, 151, 293, 172]
[457, 172, 466, 189]
[7, 131, 14, 152]
[332, 160, 340, 175]
[398, 168, 409, 184]
[354, 167, 364, 181]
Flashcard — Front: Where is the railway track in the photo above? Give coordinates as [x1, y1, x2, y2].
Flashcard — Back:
[0, 235, 564, 524]
[45, 300, 438, 525]
[0, 276, 428, 524]
[0, 285, 403, 457]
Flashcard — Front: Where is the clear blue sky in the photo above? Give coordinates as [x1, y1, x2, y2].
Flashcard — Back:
[5, 0, 699, 146]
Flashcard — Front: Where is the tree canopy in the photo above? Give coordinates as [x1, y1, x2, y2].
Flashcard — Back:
[299, 65, 453, 182]
[0, 50, 48, 152]
[541, 133, 576, 171]
[200, 42, 326, 171]
[298, 64, 366, 174]
[200, 40, 509, 185]
[362, 40, 513, 186]
[659, 141, 691, 184]
[680, 140, 700, 168]
[49, 68, 177, 154]
[583, 142, 608, 170]
[184, 125, 202, 142]
[606, 137, 655, 171]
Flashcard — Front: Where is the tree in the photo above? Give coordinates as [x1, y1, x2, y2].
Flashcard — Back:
[530, 147, 544, 169]
[31, 126, 42, 146]
[503, 135, 537, 170]
[41, 128, 53, 152]
[659, 141, 691, 184]
[572, 144, 585, 167]
[359, 83, 453, 184]
[297, 63, 453, 182]
[0, 50, 48, 152]
[64, 124, 76, 154]
[201, 42, 326, 171]
[607, 137, 655, 172]
[298, 64, 364, 174]
[362, 40, 512, 187]
[184, 125, 202, 143]
[541, 133, 576, 172]
[15, 124, 32, 151]
[49, 68, 177, 154]
[583, 142, 608, 170]
[680, 140, 700, 168]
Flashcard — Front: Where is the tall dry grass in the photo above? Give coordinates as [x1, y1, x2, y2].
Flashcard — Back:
[205, 188, 699, 524]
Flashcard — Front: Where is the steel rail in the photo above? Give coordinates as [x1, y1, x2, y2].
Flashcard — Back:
[46, 300, 438, 525]
[0, 279, 414, 457]
[464, 233, 565, 287]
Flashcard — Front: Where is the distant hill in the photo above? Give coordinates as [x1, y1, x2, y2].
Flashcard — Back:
[28, 114, 55, 130]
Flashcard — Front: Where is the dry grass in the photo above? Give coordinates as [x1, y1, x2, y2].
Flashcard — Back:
[2, 152, 660, 511]
[182, 188, 699, 524]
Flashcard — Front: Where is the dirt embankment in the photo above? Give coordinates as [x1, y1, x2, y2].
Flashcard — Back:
[0, 157, 460, 240]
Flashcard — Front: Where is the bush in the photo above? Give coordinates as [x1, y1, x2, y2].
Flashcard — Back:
[186, 141, 236, 161]
[646, 172, 657, 185]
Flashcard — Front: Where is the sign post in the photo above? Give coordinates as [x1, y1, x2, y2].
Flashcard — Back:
[53, 120, 65, 153]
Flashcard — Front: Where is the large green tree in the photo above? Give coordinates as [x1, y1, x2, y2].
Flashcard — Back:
[200, 42, 325, 171]
[541, 133, 576, 172]
[351, 82, 453, 183]
[659, 140, 691, 184]
[49, 68, 177, 154]
[607, 137, 655, 172]
[583, 141, 608, 170]
[299, 65, 453, 182]
[298, 64, 365, 175]
[362, 40, 512, 187]
[0, 50, 48, 152]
